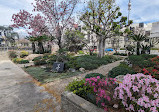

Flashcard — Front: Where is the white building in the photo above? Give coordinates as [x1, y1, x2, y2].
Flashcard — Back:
[86, 21, 159, 50]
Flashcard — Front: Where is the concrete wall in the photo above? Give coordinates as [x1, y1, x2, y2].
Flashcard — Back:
[61, 91, 105, 112]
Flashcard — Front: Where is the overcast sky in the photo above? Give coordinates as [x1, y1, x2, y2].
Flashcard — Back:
[0, 0, 159, 37]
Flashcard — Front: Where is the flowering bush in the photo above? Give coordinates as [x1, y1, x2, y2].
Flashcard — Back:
[20, 50, 29, 58]
[151, 56, 159, 65]
[12, 58, 29, 64]
[114, 74, 159, 112]
[85, 76, 119, 111]
[142, 68, 159, 79]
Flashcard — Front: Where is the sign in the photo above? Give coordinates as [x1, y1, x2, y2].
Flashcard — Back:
[53, 62, 64, 72]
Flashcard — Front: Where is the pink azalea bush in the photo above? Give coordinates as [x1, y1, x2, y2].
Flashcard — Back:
[114, 73, 159, 112]
[85, 76, 118, 111]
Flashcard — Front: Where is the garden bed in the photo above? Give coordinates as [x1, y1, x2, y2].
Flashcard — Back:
[108, 54, 159, 80]
[66, 73, 159, 112]
[23, 66, 81, 83]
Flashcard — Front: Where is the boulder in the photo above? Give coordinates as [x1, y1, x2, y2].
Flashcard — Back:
[79, 68, 85, 72]
[115, 75, 124, 82]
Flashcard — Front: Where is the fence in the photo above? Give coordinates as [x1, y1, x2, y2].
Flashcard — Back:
[0, 46, 33, 54]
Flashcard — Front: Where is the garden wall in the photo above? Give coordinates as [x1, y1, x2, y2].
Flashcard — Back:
[61, 91, 105, 112]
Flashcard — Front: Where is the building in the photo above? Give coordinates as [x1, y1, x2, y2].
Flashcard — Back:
[0, 26, 19, 46]
[85, 21, 159, 50]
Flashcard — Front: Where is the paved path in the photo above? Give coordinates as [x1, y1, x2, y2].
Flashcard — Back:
[0, 52, 59, 112]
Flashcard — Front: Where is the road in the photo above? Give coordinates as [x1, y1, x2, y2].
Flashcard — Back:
[0, 52, 59, 112]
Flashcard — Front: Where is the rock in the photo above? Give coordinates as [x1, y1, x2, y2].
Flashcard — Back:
[40, 66, 46, 69]
[69, 68, 76, 72]
[115, 75, 124, 82]
[79, 68, 85, 72]
[128, 64, 133, 67]
[113, 104, 119, 109]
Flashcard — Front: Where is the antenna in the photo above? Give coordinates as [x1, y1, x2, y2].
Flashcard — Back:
[128, 0, 131, 25]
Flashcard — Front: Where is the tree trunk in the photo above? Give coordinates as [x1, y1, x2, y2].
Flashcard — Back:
[57, 36, 62, 49]
[38, 41, 44, 54]
[32, 42, 36, 54]
[98, 38, 105, 58]
[137, 42, 140, 55]
[47, 42, 51, 53]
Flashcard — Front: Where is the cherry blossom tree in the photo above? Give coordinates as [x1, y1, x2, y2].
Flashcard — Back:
[12, 0, 78, 53]
[33, 0, 78, 49]
[12, 10, 49, 53]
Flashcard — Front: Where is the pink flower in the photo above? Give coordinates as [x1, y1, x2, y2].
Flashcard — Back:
[132, 86, 139, 92]
[97, 76, 100, 79]
[104, 107, 108, 111]
[138, 109, 145, 112]
[93, 88, 97, 92]
[101, 103, 105, 106]
[106, 96, 111, 101]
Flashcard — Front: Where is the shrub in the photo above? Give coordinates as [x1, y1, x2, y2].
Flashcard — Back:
[141, 54, 157, 60]
[66, 79, 94, 100]
[120, 48, 126, 50]
[78, 50, 84, 54]
[85, 73, 105, 79]
[128, 55, 155, 68]
[32, 56, 47, 66]
[108, 66, 136, 78]
[43, 53, 50, 60]
[128, 55, 157, 68]
[32, 56, 43, 61]
[113, 52, 127, 56]
[12, 58, 29, 64]
[128, 55, 144, 65]
[66, 55, 119, 70]
[114, 74, 159, 112]
[85, 77, 119, 111]
[34, 59, 47, 66]
[151, 56, 159, 65]
[20, 51, 29, 58]
[151, 48, 159, 50]
[8, 51, 17, 58]
[142, 68, 159, 79]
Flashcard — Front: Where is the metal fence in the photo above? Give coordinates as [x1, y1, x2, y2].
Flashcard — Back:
[0, 46, 33, 55]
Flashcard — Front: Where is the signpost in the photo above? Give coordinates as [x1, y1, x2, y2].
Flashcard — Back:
[53, 62, 64, 72]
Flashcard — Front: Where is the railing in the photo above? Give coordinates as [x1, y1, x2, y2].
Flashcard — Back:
[0, 46, 32, 52]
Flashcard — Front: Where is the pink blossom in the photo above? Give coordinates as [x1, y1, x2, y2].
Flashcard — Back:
[101, 103, 105, 106]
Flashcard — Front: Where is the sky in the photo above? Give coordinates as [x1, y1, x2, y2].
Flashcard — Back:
[0, 0, 159, 37]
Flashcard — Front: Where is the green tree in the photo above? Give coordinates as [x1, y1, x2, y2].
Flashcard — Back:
[27, 35, 49, 54]
[80, 0, 130, 57]
[130, 34, 146, 55]
[64, 30, 85, 53]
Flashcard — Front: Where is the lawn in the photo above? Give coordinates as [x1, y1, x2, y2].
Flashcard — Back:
[23, 66, 81, 83]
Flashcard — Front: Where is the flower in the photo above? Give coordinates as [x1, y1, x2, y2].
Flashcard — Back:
[114, 74, 159, 112]
[132, 85, 139, 92]
[85, 77, 116, 110]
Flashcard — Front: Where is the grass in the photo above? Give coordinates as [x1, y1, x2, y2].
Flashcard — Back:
[23, 66, 81, 83]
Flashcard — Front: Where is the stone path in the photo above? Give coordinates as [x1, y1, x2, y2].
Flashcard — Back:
[0, 52, 60, 112]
